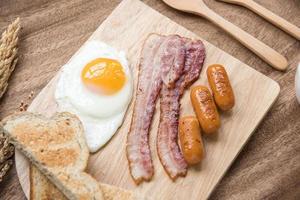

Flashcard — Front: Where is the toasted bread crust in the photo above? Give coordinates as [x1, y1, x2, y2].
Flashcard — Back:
[2, 112, 103, 200]
[30, 165, 144, 200]
[30, 165, 66, 200]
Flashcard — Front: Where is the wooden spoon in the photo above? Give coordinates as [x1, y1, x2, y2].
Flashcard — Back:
[162, 0, 288, 71]
[217, 0, 300, 40]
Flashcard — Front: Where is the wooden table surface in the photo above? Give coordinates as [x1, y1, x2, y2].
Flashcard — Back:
[0, 0, 299, 199]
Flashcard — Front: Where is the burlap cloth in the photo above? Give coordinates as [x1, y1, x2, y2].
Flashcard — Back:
[0, 0, 299, 199]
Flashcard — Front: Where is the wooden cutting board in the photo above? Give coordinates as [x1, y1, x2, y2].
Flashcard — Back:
[15, 0, 280, 199]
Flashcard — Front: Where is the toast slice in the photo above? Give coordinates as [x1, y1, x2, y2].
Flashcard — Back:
[2, 112, 103, 200]
[30, 165, 139, 200]
[30, 165, 66, 200]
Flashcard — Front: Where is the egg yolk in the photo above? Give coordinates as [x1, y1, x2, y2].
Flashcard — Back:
[81, 58, 126, 95]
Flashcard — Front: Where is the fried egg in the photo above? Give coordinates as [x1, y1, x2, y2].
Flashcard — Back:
[55, 41, 133, 152]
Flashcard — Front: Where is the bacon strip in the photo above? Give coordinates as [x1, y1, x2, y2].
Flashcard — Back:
[179, 39, 206, 94]
[157, 39, 206, 180]
[126, 34, 185, 184]
[160, 35, 185, 88]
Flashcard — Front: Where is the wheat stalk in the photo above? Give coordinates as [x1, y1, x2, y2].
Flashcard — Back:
[0, 131, 14, 163]
[0, 128, 14, 182]
[0, 160, 13, 182]
[0, 18, 20, 98]
[0, 18, 21, 182]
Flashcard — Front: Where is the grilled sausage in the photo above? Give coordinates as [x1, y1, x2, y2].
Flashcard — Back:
[179, 116, 204, 165]
[207, 64, 235, 111]
[190, 86, 220, 134]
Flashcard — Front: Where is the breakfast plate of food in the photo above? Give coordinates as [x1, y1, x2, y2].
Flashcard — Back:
[4, 0, 280, 199]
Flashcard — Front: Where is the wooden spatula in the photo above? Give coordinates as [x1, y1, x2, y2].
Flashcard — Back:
[162, 0, 288, 71]
[217, 0, 300, 40]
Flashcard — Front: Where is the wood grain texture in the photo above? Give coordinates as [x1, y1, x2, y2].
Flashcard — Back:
[0, 0, 299, 199]
[14, 0, 280, 199]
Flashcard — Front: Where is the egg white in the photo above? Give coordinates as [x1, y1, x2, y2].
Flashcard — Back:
[55, 41, 133, 152]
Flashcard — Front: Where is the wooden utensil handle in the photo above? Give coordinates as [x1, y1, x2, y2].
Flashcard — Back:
[240, 0, 300, 40]
[193, 7, 288, 71]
